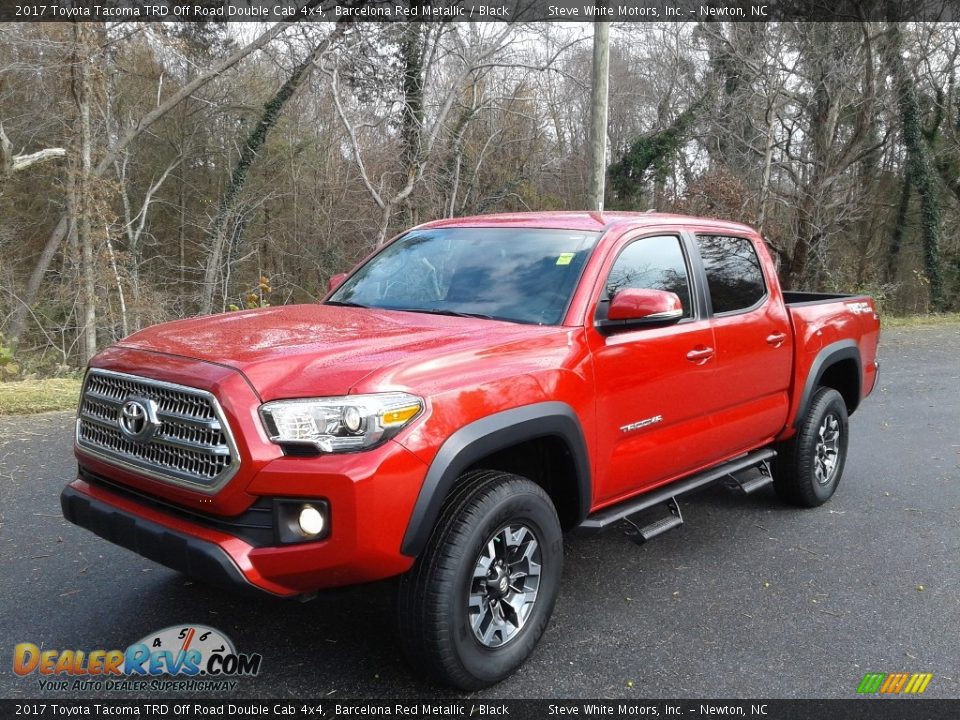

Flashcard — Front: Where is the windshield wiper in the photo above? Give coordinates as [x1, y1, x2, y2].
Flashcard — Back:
[325, 300, 370, 309]
[394, 308, 499, 321]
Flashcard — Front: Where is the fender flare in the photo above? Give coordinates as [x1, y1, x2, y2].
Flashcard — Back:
[794, 339, 862, 429]
[400, 401, 591, 558]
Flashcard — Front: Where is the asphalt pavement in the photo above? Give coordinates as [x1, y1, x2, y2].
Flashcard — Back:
[1, 323, 958, 700]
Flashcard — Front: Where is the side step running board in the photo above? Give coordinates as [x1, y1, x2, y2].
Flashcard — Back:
[725, 458, 774, 495]
[577, 448, 777, 535]
[624, 497, 683, 544]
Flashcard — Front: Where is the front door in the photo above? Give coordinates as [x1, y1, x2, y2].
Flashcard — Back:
[591, 233, 723, 504]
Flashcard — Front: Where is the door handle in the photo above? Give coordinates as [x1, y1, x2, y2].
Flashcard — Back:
[765, 332, 787, 347]
[686, 346, 715, 363]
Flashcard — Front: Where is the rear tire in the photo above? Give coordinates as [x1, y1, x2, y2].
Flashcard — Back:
[774, 387, 849, 507]
[396, 470, 563, 690]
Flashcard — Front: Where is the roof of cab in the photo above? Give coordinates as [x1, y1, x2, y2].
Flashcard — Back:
[418, 211, 758, 236]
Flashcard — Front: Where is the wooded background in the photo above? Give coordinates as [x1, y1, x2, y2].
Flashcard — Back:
[1, 20, 958, 376]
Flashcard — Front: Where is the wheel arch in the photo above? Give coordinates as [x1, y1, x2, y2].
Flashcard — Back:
[795, 340, 862, 428]
[399, 402, 591, 558]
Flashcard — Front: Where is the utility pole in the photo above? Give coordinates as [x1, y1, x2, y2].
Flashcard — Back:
[588, 19, 610, 212]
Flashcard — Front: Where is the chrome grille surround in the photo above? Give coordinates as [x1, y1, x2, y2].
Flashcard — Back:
[75, 368, 239, 493]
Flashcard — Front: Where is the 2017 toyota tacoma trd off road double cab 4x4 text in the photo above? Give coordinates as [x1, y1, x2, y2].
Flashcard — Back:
[61, 212, 880, 689]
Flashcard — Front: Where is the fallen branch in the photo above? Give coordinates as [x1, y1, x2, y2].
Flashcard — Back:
[0, 123, 66, 178]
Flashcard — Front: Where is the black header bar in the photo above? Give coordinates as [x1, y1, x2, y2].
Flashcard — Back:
[1, 0, 957, 22]
[2, 699, 959, 719]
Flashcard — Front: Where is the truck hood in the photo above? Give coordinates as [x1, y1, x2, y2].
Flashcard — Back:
[118, 304, 552, 400]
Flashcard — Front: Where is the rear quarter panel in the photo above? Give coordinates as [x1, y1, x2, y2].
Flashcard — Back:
[783, 296, 880, 437]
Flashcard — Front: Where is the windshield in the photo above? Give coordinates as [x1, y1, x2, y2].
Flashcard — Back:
[328, 228, 599, 325]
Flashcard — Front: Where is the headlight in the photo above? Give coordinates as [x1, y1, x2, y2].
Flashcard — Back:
[259, 393, 423, 453]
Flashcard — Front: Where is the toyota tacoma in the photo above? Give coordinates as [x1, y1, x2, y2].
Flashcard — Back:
[61, 212, 880, 689]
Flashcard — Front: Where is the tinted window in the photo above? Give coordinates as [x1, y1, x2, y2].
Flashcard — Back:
[697, 235, 766, 314]
[328, 228, 598, 325]
[602, 235, 692, 319]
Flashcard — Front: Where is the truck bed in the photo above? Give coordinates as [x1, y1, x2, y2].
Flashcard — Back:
[782, 291, 864, 306]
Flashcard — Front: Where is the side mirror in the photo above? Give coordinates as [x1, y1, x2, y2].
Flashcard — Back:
[600, 288, 683, 331]
[327, 273, 348, 293]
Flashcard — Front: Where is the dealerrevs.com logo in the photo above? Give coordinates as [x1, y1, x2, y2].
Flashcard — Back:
[13, 625, 262, 692]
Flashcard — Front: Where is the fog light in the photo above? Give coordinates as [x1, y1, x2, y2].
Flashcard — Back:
[298, 505, 325, 536]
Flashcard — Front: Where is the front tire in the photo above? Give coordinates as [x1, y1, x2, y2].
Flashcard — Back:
[774, 387, 849, 507]
[397, 470, 562, 690]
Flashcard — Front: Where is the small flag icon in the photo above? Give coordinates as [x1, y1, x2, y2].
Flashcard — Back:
[857, 673, 932, 695]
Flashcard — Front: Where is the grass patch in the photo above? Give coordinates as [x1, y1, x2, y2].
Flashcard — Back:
[882, 312, 960, 329]
[0, 378, 82, 416]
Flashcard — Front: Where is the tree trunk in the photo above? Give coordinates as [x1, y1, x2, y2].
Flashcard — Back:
[886, 169, 911, 284]
[444, 85, 480, 218]
[397, 20, 428, 228]
[105, 230, 129, 338]
[73, 24, 98, 362]
[789, 200, 819, 290]
[887, 22, 946, 310]
[757, 108, 777, 232]
[178, 171, 187, 292]
[400, 21, 427, 174]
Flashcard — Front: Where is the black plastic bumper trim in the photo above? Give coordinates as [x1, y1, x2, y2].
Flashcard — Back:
[60, 485, 280, 598]
[79, 467, 277, 546]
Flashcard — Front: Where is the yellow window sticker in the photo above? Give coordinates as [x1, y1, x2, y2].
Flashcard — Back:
[556, 252, 575, 266]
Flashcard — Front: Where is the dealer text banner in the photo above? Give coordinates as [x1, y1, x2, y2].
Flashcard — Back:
[1, 0, 957, 22]
[3, 700, 960, 720]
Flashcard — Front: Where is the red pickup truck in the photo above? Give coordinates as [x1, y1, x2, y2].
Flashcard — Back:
[62, 212, 880, 689]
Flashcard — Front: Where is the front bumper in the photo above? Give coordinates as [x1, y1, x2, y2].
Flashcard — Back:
[64, 438, 430, 596]
[61, 484, 276, 597]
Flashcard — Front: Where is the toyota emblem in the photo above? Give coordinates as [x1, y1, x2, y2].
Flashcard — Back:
[118, 397, 159, 442]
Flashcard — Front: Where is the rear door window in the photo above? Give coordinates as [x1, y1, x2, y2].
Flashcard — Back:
[696, 235, 766, 314]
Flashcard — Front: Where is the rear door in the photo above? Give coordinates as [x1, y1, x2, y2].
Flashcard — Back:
[691, 232, 793, 451]
[590, 232, 726, 504]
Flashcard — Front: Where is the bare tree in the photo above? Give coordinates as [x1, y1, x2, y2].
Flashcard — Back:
[321, 23, 521, 245]
[199, 22, 352, 315]
[6, 18, 312, 348]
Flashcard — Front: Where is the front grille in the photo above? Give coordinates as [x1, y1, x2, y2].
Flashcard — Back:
[76, 369, 239, 492]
